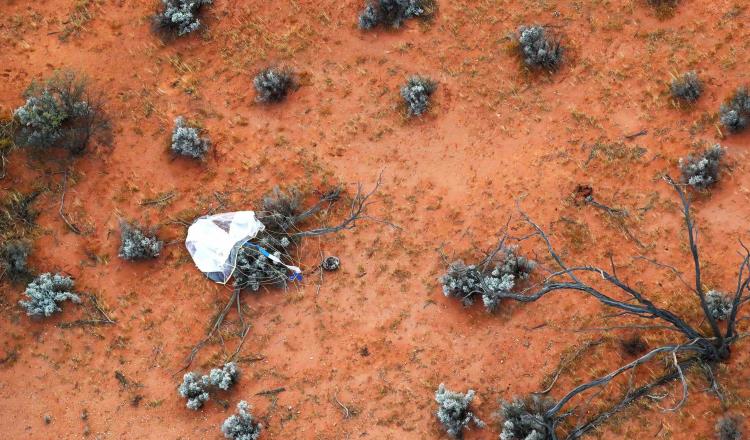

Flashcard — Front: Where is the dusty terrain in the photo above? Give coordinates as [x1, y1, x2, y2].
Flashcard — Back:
[1, 0, 750, 439]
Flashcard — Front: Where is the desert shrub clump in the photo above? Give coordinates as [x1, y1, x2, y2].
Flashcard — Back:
[499, 396, 555, 440]
[253, 68, 296, 103]
[221, 401, 262, 440]
[19, 273, 81, 317]
[204, 362, 240, 391]
[706, 290, 733, 321]
[358, 0, 434, 30]
[671, 71, 702, 103]
[435, 384, 484, 439]
[720, 87, 750, 133]
[715, 415, 743, 440]
[517, 25, 563, 71]
[171, 117, 210, 159]
[401, 76, 437, 117]
[13, 71, 109, 155]
[153, 0, 212, 37]
[679, 144, 725, 190]
[118, 221, 163, 261]
[441, 246, 535, 311]
[178, 372, 209, 410]
[0, 239, 32, 283]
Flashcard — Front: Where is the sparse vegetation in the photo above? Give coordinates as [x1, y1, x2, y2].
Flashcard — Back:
[118, 220, 163, 261]
[0, 239, 32, 283]
[171, 117, 210, 159]
[498, 396, 554, 440]
[358, 0, 434, 30]
[517, 25, 563, 71]
[221, 401, 262, 440]
[715, 415, 743, 440]
[19, 273, 81, 318]
[679, 144, 725, 190]
[253, 68, 297, 103]
[671, 71, 702, 103]
[203, 362, 240, 391]
[434, 384, 484, 439]
[720, 87, 750, 133]
[178, 372, 209, 410]
[153, 0, 212, 38]
[401, 75, 437, 117]
[13, 70, 109, 155]
[440, 246, 535, 311]
[706, 290, 733, 321]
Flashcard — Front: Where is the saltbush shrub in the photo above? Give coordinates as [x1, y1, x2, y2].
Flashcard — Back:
[679, 144, 725, 190]
[435, 384, 484, 439]
[715, 415, 743, 440]
[499, 396, 554, 440]
[13, 71, 109, 155]
[517, 25, 563, 71]
[171, 117, 210, 159]
[720, 87, 750, 133]
[178, 372, 209, 410]
[0, 239, 31, 283]
[670, 71, 702, 103]
[401, 76, 437, 117]
[19, 273, 81, 317]
[118, 220, 163, 261]
[441, 246, 535, 311]
[706, 290, 733, 321]
[221, 401, 262, 440]
[253, 68, 296, 103]
[203, 362, 240, 391]
[358, 0, 433, 30]
[153, 0, 212, 37]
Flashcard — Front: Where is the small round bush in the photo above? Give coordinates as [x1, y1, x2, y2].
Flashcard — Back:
[118, 220, 163, 261]
[358, 0, 433, 30]
[679, 144, 725, 190]
[13, 70, 109, 155]
[671, 71, 702, 103]
[435, 384, 484, 439]
[720, 87, 750, 133]
[499, 396, 554, 440]
[19, 273, 81, 317]
[401, 75, 437, 117]
[202, 362, 240, 391]
[0, 239, 32, 283]
[153, 0, 213, 37]
[706, 290, 733, 321]
[178, 372, 209, 410]
[171, 117, 210, 159]
[222, 401, 262, 440]
[715, 415, 743, 440]
[517, 25, 563, 71]
[253, 67, 296, 103]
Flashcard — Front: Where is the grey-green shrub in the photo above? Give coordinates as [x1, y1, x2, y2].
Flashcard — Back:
[358, 0, 433, 29]
[13, 71, 108, 155]
[720, 88, 750, 133]
[221, 401, 262, 440]
[706, 290, 733, 321]
[671, 71, 702, 103]
[203, 362, 240, 391]
[253, 68, 296, 103]
[171, 117, 210, 159]
[118, 221, 163, 261]
[401, 75, 436, 117]
[0, 239, 31, 283]
[517, 25, 563, 71]
[679, 144, 725, 190]
[499, 396, 554, 440]
[153, 0, 213, 37]
[19, 273, 81, 317]
[715, 415, 743, 440]
[435, 384, 484, 439]
[178, 372, 209, 410]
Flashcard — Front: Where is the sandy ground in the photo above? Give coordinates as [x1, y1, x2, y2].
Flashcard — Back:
[1, 0, 749, 439]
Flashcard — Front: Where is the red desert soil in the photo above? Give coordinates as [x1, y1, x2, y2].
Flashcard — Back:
[1, 0, 749, 439]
